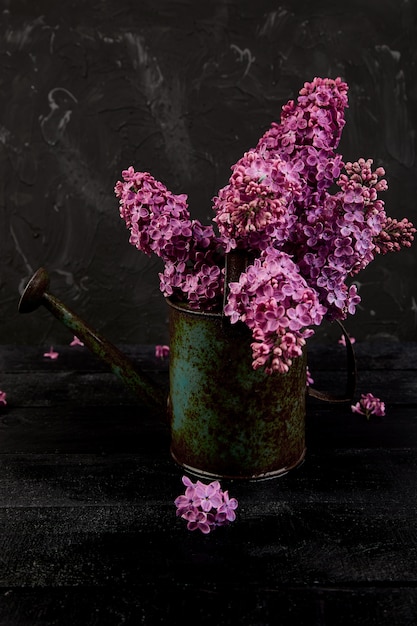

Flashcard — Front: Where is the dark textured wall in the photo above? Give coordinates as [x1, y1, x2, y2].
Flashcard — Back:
[1, 0, 416, 346]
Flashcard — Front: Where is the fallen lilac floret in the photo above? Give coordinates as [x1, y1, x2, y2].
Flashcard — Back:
[70, 335, 84, 347]
[43, 346, 59, 360]
[155, 344, 170, 359]
[0, 390, 7, 406]
[351, 392, 385, 420]
[174, 475, 238, 534]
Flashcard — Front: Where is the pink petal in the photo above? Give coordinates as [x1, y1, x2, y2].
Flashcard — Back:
[43, 346, 59, 360]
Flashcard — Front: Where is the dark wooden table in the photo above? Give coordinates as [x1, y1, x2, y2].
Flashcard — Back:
[0, 341, 416, 625]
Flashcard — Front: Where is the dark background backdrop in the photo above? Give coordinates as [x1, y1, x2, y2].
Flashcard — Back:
[1, 0, 416, 347]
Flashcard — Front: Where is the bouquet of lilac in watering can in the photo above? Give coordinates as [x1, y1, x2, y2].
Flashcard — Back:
[115, 77, 415, 376]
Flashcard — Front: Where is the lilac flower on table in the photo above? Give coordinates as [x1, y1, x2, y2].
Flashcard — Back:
[182, 509, 212, 534]
[70, 335, 84, 347]
[155, 344, 170, 359]
[174, 476, 202, 517]
[174, 475, 238, 534]
[195, 479, 223, 511]
[43, 346, 59, 360]
[216, 490, 239, 523]
[0, 390, 7, 406]
[351, 392, 386, 420]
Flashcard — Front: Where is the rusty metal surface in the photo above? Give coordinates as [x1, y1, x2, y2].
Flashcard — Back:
[168, 298, 306, 479]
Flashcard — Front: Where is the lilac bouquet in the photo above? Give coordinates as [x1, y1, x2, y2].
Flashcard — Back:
[115, 77, 415, 375]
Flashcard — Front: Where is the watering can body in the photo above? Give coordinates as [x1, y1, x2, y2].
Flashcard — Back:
[168, 299, 306, 479]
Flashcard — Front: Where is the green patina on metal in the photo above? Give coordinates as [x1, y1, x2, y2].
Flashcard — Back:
[168, 298, 306, 479]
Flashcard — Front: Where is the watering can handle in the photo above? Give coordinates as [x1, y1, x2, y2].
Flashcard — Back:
[307, 320, 356, 403]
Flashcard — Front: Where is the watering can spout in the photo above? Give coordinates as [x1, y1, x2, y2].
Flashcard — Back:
[18, 268, 165, 413]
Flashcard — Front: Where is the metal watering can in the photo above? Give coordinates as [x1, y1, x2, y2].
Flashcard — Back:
[18, 264, 355, 480]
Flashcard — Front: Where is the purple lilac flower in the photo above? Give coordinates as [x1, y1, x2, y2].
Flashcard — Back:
[115, 168, 189, 259]
[174, 475, 202, 517]
[374, 217, 416, 255]
[195, 480, 223, 512]
[70, 335, 84, 347]
[255, 76, 348, 203]
[306, 366, 314, 386]
[216, 490, 239, 523]
[182, 509, 212, 534]
[155, 344, 170, 359]
[116, 169, 225, 308]
[224, 247, 326, 373]
[212, 151, 301, 251]
[351, 393, 386, 420]
[174, 475, 238, 534]
[43, 346, 59, 360]
[0, 390, 7, 406]
[158, 248, 225, 310]
[291, 158, 391, 321]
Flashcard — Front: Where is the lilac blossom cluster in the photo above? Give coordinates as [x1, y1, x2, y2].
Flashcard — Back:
[290, 156, 388, 321]
[374, 216, 416, 255]
[224, 247, 326, 373]
[212, 150, 301, 252]
[115, 168, 224, 310]
[351, 392, 386, 420]
[213, 77, 348, 252]
[115, 77, 415, 374]
[174, 475, 238, 534]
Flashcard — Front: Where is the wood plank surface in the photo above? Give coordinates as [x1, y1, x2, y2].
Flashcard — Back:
[0, 343, 416, 625]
